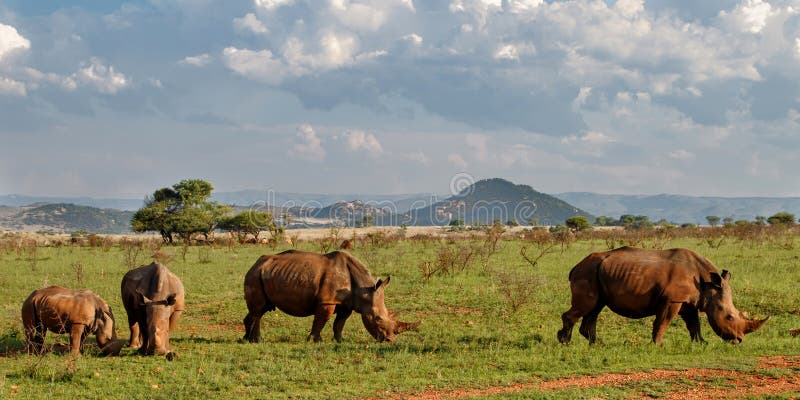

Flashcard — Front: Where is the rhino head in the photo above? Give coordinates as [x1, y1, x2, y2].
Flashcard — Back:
[358, 277, 421, 342]
[94, 303, 121, 356]
[138, 290, 178, 355]
[701, 270, 768, 344]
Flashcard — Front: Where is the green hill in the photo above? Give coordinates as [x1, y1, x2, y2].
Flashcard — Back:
[6, 203, 133, 233]
[407, 178, 591, 226]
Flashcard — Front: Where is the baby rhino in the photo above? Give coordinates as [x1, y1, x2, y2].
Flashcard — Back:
[21, 286, 121, 356]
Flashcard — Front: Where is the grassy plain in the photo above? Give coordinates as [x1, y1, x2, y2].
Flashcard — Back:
[0, 229, 799, 399]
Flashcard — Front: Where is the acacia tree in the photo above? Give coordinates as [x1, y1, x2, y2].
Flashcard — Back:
[219, 211, 276, 243]
[131, 179, 230, 243]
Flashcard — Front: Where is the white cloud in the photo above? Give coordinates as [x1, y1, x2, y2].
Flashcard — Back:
[254, 0, 294, 11]
[668, 149, 695, 159]
[0, 77, 26, 96]
[0, 23, 30, 61]
[344, 130, 383, 154]
[284, 32, 359, 72]
[561, 131, 613, 145]
[447, 153, 468, 169]
[719, 0, 773, 34]
[508, 0, 543, 14]
[402, 33, 423, 46]
[181, 53, 212, 67]
[222, 47, 286, 84]
[21, 67, 77, 91]
[402, 150, 430, 166]
[493, 42, 535, 61]
[290, 124, 326, 161]
[73, 59, 129, 94]
[615, 0, 644, 19]
[234, 13, 268, 35]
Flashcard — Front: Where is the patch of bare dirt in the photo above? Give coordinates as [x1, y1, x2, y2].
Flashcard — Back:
[362, 356, 800, 400]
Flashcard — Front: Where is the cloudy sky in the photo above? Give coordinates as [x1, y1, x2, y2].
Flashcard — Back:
[1, 0, 799, 198]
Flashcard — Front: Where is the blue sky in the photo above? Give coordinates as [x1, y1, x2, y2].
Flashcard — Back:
[1, 0, 799, 198]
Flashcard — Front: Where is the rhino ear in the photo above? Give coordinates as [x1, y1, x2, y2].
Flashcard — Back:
[375, 276, 390, 290]
[721, 269, 731, 282]
[709, 272, 723, 287]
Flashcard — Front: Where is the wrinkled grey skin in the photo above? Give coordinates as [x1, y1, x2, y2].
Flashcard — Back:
[243, 250, 420, 343]
[21, 286, 120, 356]
[121, 262, 185, 355]
[558, 247, 768, 345]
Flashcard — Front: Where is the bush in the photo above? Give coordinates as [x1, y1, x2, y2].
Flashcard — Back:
[565, 216, 591, 231]
[768, 212, 796, 225]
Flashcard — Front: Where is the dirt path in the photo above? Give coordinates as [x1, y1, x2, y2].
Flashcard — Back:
[363, 356, 800, 399]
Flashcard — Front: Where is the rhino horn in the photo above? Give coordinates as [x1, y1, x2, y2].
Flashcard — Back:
[745, 317, 769, 334]
[394, 321, 421, 334]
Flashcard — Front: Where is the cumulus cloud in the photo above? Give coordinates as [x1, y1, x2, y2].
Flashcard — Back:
[0, 77, 26, 96]
[181, 53, 212, 67]
[719, 0, 773, 33]
[222, 47, 286, 84]
[254, 0, 295, 11]
[0, 23, 31, 61]
[344, 130, 383, 154]
[290, 124, 326, 161]
[73, 59, 129, 94]
[233, 13, 268, 35]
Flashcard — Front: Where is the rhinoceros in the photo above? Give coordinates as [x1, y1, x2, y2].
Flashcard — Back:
[558, 247, 768, 345]
[21, 286, 121, 356]
[243, 250, 420, 343]
[121, 262, 185, 355]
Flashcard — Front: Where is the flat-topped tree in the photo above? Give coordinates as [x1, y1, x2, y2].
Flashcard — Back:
[131, 179, 230, 243]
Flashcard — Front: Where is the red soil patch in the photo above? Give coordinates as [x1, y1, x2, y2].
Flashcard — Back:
[363, 356, 800, 400]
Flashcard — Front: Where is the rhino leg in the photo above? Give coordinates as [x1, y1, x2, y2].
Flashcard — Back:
[652, 302, 682, 345]
[25, 326, 46, 354]
[679, 306, 705, 343]
[69, 324, 87, 356]
[578, 303, 605, 344]
[332, 307, 353, 342]
[308, 305, 336, 343]
[243, 311, 264, 343]
[558, 279, 599, 344]
[128, 316, 142, 348]
[168, 310, 182, 350]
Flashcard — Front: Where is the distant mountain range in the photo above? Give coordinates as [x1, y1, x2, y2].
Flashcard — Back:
[2, 182, 799, 233]
[554, 192, 800, 224]
[0, 203, 133, 234]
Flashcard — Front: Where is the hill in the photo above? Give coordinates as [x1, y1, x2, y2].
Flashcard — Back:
[554, 192, 800, 224]
[0, 203, 134, 234]
[406, 178, 591, 226]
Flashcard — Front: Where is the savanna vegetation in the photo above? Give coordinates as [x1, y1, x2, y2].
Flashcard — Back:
[0, 223, 799, 399]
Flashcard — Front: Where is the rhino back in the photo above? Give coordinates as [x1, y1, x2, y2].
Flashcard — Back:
[598, 247, 711, 318]
[28, 287, 97, 333]
[257, 250, 353, 317]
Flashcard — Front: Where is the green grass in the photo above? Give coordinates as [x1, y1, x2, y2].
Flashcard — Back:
[1, 236, 799, 399]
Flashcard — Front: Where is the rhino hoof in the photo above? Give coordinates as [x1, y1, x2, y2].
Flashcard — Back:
[165, 351, 177, 361]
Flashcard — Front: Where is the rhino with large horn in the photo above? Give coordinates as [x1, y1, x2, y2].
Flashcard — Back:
[21, 286, 121, 356]
[243, 250, 421, 343]
[558, 247, 768, 345]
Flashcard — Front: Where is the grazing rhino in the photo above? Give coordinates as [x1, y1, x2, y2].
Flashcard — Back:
[243, 250, 420, 343]
[558, 247, 768, 345]
[21, 286, 121, 356]
[121, 262, 185, 356]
